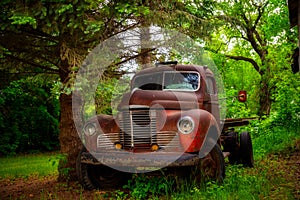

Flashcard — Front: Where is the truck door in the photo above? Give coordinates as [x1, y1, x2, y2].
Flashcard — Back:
[204, 75, 220, 125]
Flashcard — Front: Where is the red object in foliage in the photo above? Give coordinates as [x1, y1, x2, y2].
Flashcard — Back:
[238, 90, 247, 102]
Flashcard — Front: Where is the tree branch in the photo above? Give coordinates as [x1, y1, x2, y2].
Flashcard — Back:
[112, 48, 156, 67]
[253, 2, 269, 30]
[214, 15, 246, 29]
[224, 54, 262, 75]
[3, 53, 59, 74]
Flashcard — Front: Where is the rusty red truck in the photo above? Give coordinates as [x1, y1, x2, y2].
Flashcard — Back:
[76, 61, 254, 189]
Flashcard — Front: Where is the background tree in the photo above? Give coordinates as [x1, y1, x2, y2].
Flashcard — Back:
[207, 0, 298, 116]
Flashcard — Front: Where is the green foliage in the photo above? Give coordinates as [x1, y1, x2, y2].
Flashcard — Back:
[95, 77, 130, 115]
[210, 52, 259, 117]
[246, 71, 300, 158]
[56, 153, 73, 181]
[0, 78, 60, 155]
[224, 88, 255, 119]
[124, 174, 174, 200]
[205, 0, 298, 116]
[9, 14, 37, 28]
[113, 189, 129, 200]
[252, 125, 299, 160]
[248, 116, 300, 160]
[271, 71, 300, 127]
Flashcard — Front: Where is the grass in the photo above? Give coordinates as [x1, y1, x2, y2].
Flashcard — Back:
[169, 158, 296, 200]
[0, 123, 299, 199]
[252, 126, 300, 159]
[0, 152, 59, 179]
[120, 153, 297, 200]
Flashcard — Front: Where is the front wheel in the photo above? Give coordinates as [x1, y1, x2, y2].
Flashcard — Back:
[76, 149, 130, 190]
[193, 144, 225, 183]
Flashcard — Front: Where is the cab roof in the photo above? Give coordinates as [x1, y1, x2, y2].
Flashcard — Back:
[134, 63, 214, 77]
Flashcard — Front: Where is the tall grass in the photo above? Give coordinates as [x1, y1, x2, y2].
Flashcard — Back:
[246, 119, 300, 160]
[170, 160, 295, 200]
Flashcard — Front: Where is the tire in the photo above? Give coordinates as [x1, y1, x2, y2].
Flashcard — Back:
[239, 132, 254, 167]
[194, 144, 225, 183]
[225, 132, 240, 164]
[228, 150, 240, 164]
[76, 148, 130, 190]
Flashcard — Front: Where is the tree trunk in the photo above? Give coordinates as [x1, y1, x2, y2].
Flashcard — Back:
[258, 76, 272, 116]
[57, 60, 83, 181]
[139, 22, 152, 69]
[58, 92, 83, 181]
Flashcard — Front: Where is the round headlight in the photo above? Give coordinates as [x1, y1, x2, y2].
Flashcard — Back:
[85, 123, 96, 136]
[177, 116, 195, 134]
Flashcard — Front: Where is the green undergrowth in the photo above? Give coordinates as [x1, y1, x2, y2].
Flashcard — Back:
[169, 159, 296, 200]
[118, 121, 300, 200]
[253, 126, 300, 160]
[245, 120, 300, 160]
[119, 144, 298, 200]
[0, 152, 59, 179]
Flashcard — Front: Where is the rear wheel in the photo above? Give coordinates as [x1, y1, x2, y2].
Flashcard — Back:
[225, 132, 240, 164]
[239, 132, 254, 167]
[76, 149, 130, 190]
[193, 144, 225, 183]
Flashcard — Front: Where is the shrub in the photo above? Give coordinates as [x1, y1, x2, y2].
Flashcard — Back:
[0, 78, 60, 155]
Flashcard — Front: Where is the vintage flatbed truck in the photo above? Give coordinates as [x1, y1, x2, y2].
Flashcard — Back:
[76, 61, 254, 189]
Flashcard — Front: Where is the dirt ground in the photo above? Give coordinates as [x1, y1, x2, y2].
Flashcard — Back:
[0, 174, 119, 199]
[288, 146, 300, 199]
[1, 146, 299, 200]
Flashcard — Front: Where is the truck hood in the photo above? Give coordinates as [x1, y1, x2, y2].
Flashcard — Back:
[118, 89, 202, 110]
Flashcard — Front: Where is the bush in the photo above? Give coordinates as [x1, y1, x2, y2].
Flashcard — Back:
[270, 72, 300, 127]
[0, 78, 60, 155]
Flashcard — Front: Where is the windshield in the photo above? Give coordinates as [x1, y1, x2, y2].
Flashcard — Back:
[132, 71, 200, 91]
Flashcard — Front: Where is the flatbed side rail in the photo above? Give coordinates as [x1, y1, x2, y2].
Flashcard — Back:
[222, 117, 258, 130]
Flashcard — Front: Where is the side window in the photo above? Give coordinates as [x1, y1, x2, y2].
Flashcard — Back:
[206, 77, 216, 94]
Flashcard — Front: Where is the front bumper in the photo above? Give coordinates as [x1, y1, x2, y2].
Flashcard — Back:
[81, 150, 200, 168]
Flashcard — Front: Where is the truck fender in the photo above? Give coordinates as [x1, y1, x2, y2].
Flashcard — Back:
[177, 109, 220, 153]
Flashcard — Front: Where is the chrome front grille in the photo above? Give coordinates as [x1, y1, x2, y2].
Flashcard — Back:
[119, 109, 157, 149]
[96, 109, 182, 151]
[97, 132, 119, 149]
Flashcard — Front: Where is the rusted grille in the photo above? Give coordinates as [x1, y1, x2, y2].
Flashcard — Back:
[119, 109, 157, 149]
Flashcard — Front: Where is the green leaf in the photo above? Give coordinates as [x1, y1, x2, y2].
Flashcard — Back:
[9, 15, 37, 28]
